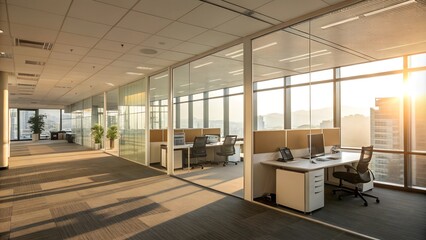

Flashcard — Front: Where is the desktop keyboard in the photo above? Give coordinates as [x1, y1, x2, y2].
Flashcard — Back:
[316, 156, 340, 161]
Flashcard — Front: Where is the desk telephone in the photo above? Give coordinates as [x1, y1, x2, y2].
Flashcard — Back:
[277, 147, 293, 162]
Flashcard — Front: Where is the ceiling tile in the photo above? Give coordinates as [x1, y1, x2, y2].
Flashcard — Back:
[156, 51, 193, 62]
[0, 3, 7, 22]
[13, 46, 50, 58]
[141, 35, 183, 50]
[105, 27, 151, 45]
[256, 0, 327, 22]
[47, 58, 78, 67]
[133, 0, 201, 20]
[56, 32, 100, 48]
[94, 0, 138, 9]
[50, 51, 84, 62]
[179, 3, 238, 29]
[68, 0, 128, 25]
[7, 0, 71, 15]
[225, 0, 273, 9]
[189, 30, 239, 47]
[10, 23, 58, 43]
[0, 59, 14, 72]
[117, 11, 172, 34]
[53, 43, 90, 56]
[172, 42, 212, 55]
[215, 15, 271, 37]
[95, 39, 136, 53]
[8, 5, 64, 30]
[146, 58, 176, 67]
[157, 22, 207, 41]
[62, 17, 111, 38]
[87, 49, 122, 60]
[80, 56, 113, 65]
[73, 62, 105, 73]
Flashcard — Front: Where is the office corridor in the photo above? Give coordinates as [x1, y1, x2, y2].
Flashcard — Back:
[0, 144, 368, 240]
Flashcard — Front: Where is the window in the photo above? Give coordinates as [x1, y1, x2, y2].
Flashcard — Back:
[409, 53, 426, 68]
[409, 71, 426, 152]
[256, 89, 284, 130]
[209, 98, 223, 136]
[340, 74, 404, 149]
[193, 99, 204, 128]
[340, 58, 403, 78]
[229, 94, 243, 137]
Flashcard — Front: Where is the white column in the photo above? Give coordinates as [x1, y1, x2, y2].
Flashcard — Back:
[243, 39, 253, 201]
[0, 71, 9, 169]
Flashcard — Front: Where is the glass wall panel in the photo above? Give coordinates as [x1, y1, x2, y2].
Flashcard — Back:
[82, 98, 92, 148]
[39, 109, 60, 139]
[18, 110, 35, 140]
[256, 89, 284, 130]
[408, 53, 426, 68]
[119, 79, 146, 165]
[412, 154, 426, 189]
[340, 58, 403, 78]
[71, 101, 83, 145]
[9, 109, 17, 140]
[340, 74, 404, 149]
[61, 109, 72, 131]
[409, 71, 426, 152]
[229, 94, 243, 137]
[371, 152, 404, 186]
[150, 73, 168, 129]
[208, 97, 223, 135]
[193, 99, 203, 128]
[106, 89, 119, 154]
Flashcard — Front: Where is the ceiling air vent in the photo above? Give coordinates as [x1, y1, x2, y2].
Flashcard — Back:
[0, 52, 12, 59]
[17, 73, 40, 80]
[15, 38, 53, 50]
[25, 60, 46, 66]
[54, 85, 72, 89]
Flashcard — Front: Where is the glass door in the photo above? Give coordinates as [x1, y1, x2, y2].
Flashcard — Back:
[18, 109, 36, 140]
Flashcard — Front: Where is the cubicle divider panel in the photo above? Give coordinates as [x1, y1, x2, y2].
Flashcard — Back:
[322, 128, 340, 146]
[183, 129, 203, 143]
[253, 130, 286, 154]
[150, 129, 164, 142]
[202, 128, 221, 136]
[286, 129, 321, 150]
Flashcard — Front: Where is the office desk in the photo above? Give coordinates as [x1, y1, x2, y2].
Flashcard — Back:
[261, 152, 360, 213]
[161, 141, 242, 170]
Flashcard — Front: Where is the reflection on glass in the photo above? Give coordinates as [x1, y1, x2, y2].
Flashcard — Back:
[341, 74, 404, 149]
[371, 152, 404, 186]
[39, 109, 60, 139]
[19, 110, 35, 140]
[412, 155, 426, 189]
[229, 94, 243, 137]
[409, 71, 426, 152]
[9, 109, 17, 140]
[289, 69, 333, 85]
[408, 53, 426, 68]
[193, 100, 204, 128]
[209, 98, 223, 136]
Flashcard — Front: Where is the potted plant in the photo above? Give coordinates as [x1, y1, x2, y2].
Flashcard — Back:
[91, 123, 104, 150]
[28, 114, 46, 141]
[106, 125, 118, 149]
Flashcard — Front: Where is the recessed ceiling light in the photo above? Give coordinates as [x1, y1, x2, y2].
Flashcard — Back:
[225, 49, 243, 56]
[261, 71, 282, 77]
[137, 66, 154, 70]
[106, 83, 114, 86]
[140, 48, 158, 55]
[126, 72, 144, 76]
[231, 53, 243, 58]
[0, 29, 3, 34]
[154, 74, 168, 79]
[229, 69, 243, 74]
[363, 0, 416, 17]
[289, 52, 331, 62]
[233, 72, 243, 76]
[208, 78, 222, 82]
[253, 42, 277, 51]
[279, 50, 327, 62]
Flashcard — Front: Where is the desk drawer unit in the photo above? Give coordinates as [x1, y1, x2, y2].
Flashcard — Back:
[276, 168, 324, 213]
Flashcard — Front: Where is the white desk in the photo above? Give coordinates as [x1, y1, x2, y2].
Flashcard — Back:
[161, 141, 242, 170]
[261, 152, 360, 213]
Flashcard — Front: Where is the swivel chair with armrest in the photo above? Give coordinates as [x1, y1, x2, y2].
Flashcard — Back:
[216, 135, 237, 166]
[332, 146, 380, 206]
[187, 136, 208, 169]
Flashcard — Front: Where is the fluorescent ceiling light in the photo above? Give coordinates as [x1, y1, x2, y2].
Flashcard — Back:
[253, 42, 277, 51]
[195, 87, 205, 91]
[126, 72, 144, 76]
[378, 40, 426, 51]
[208, 78, 222, 82]
[193, 61, 213, 69]
[178, 91, 185, 93]
[321, 16, 359, 29]
[233, 72, 243, 76]
[231, 53, 244, 58]
[261, 71, 282, 77]
[150, 88, 156, 90]
[279, 50, 327, 62]
[229, 69, 243, 74]
[364, 0, 416, 17]
[106, 83, 114, 86]
[137, 66, 153, 70]
[179, 83, 193, 87]
[293, 63, 323, 71]
[0, 29, 3, 34]
[154, 74, 168, 79]
[289, 52, 332, 62]
[225, 49, 243, 56]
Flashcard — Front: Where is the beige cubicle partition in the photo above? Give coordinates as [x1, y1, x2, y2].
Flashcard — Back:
[286, 129, 322, 150]
[322, 128, 340, 146]
[253, 130, 286, 154]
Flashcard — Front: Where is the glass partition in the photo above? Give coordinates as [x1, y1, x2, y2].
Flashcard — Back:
[106, 89, 119, 155]
[39, 109, 61, 139]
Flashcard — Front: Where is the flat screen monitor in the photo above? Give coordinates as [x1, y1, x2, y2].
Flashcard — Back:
[308, 133, 325, 158]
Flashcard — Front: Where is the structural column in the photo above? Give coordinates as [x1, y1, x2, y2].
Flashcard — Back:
[0, 71, 9, 169]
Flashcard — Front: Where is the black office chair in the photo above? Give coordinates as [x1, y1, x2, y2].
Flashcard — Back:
[216, 135, 238, 166]
[187, 136, 208, 169]
[332, 146, 380, 206]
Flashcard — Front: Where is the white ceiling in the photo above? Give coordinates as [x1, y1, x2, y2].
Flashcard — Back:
[2, 0, 425, 109]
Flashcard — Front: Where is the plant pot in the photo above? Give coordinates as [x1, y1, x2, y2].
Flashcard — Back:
[32, 133, 39, 142]
[94, 143, 100, 150]
[109, 139, 114, 149]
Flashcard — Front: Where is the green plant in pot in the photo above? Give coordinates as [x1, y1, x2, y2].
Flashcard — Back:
[91, 123, 104, 150]
[106, 125, 118, 149]
[28, 114, 46, 141]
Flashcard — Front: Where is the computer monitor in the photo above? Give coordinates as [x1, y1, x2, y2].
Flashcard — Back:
[308, 133, 325, 158]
